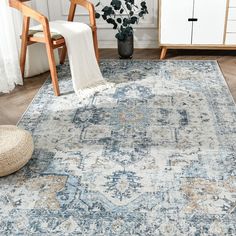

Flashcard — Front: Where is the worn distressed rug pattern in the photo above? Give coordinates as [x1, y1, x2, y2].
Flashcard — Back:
[1, 60, 236, 235]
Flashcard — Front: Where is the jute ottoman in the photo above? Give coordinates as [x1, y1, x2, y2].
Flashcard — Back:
[0, 125, 34, 177]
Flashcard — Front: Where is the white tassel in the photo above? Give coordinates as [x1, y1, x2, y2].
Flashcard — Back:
[75, 81, 115, 98]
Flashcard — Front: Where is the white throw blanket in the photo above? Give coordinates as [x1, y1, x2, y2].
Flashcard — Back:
[32, 21, 112, 96]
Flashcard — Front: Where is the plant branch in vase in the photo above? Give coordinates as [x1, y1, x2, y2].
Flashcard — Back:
[95, 0, 148, 59]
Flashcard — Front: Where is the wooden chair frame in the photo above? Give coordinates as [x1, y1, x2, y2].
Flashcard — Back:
[9, 0, 99, 96]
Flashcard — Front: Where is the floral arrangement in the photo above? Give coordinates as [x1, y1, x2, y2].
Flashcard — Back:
[95, 0, 148, 41]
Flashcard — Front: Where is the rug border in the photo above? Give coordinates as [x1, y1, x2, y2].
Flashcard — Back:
[16, 78, 49, 126]
[17, 59, 235, 126]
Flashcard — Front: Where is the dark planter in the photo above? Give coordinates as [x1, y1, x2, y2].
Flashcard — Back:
[118, 34, 134, 59]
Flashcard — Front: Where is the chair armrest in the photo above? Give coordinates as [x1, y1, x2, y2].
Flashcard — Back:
[9, 0, 48, 25]
[69, 0, 96, 27]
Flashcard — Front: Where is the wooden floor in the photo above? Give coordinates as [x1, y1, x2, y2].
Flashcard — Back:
[1, 48, 236, 125]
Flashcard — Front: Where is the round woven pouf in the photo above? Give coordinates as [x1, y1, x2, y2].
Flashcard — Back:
[0, 125, 34, 177]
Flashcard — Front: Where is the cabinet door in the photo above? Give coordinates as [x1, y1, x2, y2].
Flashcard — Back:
[160, 0, 194, 44]
[192, 0, 227, 44]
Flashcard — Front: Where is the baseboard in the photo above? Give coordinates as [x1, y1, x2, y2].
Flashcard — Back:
[98, 40, 158, 49]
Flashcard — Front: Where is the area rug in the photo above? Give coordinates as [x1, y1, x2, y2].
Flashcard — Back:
[1, 60, 236, 235]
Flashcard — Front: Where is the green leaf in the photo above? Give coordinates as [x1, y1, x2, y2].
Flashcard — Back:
[117, 18, 122, 24]
[95, 12, 100, 18]
[95, 2, 100, 7]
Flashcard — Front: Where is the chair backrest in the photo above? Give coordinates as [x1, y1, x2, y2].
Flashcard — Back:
[69, 0, 96, 26]
[9, 0, 96, 28]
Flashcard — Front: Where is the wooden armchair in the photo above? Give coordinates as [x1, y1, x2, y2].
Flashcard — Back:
[9, 0, 99, 96]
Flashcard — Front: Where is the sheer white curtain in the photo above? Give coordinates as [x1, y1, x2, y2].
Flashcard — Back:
[0, 0, 23, 93]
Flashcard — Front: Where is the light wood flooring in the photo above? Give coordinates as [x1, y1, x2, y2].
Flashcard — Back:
[1, 49, 236, 125]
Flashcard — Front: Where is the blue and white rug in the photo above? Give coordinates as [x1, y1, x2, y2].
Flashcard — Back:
[1, 60, 236, 235]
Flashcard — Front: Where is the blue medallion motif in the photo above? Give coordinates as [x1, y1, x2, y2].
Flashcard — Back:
[104, 171, 142, 201]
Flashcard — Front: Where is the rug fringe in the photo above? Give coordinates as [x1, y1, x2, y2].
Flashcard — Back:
[75, 81, 115, 98]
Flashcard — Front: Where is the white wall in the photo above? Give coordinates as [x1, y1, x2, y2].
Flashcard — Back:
[34, 0, 158, 48]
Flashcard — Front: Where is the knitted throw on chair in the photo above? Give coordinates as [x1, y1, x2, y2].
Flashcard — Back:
[33, 21, 113, 97]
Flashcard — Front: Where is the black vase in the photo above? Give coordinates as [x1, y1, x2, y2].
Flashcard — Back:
[118, 34, 134, 59]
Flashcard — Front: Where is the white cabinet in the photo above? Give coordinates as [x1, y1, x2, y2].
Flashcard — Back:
[225, 0, 236, 45]
[160, 0, 193, 44]
[159, 0, 236, 59]
[192, 0, 226, 44]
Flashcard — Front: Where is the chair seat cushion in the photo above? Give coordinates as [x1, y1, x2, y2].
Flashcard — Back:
[28, 29, 63, 40]
[0, 125, 34, 177]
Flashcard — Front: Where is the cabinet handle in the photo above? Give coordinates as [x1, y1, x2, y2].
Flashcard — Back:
[188, 18, 198, 22]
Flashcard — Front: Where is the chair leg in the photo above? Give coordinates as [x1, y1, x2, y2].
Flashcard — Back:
[20, 16, 30, 78]
[160, 47, 168, 60]
[60, 45, 67, 65]
[20, 40, 28, 78]
[93, 29, 99, 62]
[45, 42, 60, 96]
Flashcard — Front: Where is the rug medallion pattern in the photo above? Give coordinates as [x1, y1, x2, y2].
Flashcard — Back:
[1, 60, 236, 235]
